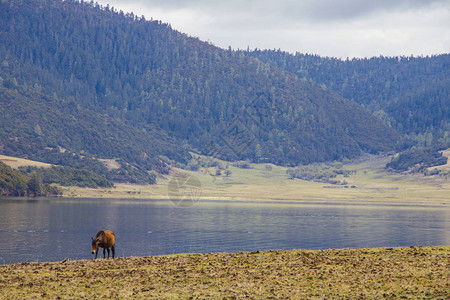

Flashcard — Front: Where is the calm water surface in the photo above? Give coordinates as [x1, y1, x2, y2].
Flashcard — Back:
[0, 198, 448, 264]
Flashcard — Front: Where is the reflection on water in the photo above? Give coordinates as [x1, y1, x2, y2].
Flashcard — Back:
[0, 198, 448, 264]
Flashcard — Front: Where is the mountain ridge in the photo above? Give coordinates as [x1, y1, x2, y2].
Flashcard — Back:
[245, 50, 449, 148]
[1, 0, 402, 178]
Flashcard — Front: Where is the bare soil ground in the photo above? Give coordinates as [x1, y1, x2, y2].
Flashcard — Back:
[1, 246, 448, 299]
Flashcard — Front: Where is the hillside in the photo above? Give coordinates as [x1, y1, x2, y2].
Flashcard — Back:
[0, 85, 184, 183]
[246, 50, 450, 147]
[0, 0, 400, 176]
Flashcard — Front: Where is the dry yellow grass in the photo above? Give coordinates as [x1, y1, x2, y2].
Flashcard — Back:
[0, 247, 448, 299]
[0, 154, 52, 169]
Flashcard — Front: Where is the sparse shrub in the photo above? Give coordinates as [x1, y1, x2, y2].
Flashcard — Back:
[187, 160, 200, 171]
[232, 160, 252, 169]
[285, 162, 352, 185]
[386, 148, 447, 172]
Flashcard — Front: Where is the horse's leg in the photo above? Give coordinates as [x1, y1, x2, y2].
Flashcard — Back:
[112, 246, 115, 259]
[103, 247, 106, 258]
[107, 248, 110, 258]
[95, 249, 98, 259]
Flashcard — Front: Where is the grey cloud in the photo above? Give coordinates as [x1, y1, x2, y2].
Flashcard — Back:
[280, 0, 448, 21]
[117, 0, 448, 21]
[99, 0, 450, 57]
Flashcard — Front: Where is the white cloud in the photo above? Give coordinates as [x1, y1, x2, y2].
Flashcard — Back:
[97, 0, 450, 58]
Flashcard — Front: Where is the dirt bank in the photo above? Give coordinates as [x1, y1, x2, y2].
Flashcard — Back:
[1, 246, 448, 299]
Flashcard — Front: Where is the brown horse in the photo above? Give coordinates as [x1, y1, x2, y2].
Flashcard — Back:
[91, 230, 115, 259]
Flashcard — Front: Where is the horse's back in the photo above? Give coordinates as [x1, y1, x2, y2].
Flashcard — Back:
[96, 230, 115, 247]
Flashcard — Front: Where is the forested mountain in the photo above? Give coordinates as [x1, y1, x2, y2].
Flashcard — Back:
[1, 0, 401, 179]
[246, 50, 449, 148]
[0, 85, 177, 182]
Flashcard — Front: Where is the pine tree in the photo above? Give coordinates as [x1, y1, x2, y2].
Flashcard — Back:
[27, 172, 43, 196]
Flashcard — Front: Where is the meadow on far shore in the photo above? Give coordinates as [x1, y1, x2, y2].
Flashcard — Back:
[1, 152, 450, 206]
[64, 153, 450, 207]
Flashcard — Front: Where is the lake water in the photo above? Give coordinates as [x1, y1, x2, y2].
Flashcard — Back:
[0, 198, 448, 264]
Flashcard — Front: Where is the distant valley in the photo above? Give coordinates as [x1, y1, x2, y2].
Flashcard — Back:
[0, 0, 448, 186]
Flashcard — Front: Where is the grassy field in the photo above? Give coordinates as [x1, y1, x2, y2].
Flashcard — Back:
[0, 246, 448, 299]
[1, 151, 449, 206]
[0, 154, 52, 169]
[63, 154, 450, 206]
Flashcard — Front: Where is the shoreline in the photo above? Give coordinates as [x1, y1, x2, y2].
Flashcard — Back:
[2, 153, 449, 207]
[2, 194, 448, 208]
[60, 155, 450, 207]
[1, 246, 448, 298]
[61, 192, 450, 207]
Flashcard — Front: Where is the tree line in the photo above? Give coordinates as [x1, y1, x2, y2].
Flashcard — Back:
[386, 148, 448, 173]
[0, 162, 60, 196]
[0, 161, 115, 196]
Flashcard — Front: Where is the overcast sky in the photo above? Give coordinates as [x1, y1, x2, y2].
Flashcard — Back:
[96, 0, 450, 58]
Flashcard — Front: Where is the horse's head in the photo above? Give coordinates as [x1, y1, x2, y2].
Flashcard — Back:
[91, 237, 99, 254]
